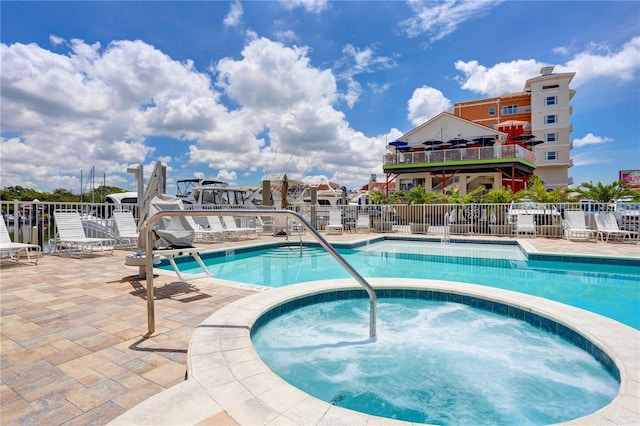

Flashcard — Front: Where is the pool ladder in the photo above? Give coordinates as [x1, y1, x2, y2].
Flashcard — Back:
[141, 209, 378, 338]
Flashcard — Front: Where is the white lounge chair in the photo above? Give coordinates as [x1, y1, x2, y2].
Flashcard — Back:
[53, 210, 115, 256]
[515, 214, 536, 237]
[326, 209, 344, 235]
[563, 210, 596, 241]
[142, 195, 214, 280]
[594, 212, 638, 243]
[355, 213, 370, 233]
[202, 216, 232, 240]
[112, 210, 139, 248]
[0, 216, 41, 264]
[222, 216, 257, 239]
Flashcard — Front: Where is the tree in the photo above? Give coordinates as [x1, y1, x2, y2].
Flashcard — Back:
[572, 180, 634, 203]
[405, 185, 447, 204]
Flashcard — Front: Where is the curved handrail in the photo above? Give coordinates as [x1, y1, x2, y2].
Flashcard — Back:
[142, 209, 377, 337]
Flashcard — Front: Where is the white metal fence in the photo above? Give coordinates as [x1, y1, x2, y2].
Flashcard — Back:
[2, 199, 637, 254]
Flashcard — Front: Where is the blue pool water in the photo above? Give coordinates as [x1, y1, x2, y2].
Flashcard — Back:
[161, 240, 640, 329]
[252, 297, 619, 425]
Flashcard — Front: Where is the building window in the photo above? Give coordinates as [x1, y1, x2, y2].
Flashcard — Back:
[543, 84, 559, 90]
[545, 151, 558, 161]
[488, 107, 495, 116]
[545, 133, 557, 143]
[545, 96, 557, 105]
[545, 114, 557, 124]
[502, 105, 518, 115]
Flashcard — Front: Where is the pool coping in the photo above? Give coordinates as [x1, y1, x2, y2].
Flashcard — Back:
[156, 237, 640, 273]
[109, 279, 640, 426]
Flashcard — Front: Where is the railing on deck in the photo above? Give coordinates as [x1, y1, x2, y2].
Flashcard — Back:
[384, 144, 536, 166]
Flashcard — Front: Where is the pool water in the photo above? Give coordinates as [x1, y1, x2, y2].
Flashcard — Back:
[252, 297, 619, 425]
[162, 241, 640, 329]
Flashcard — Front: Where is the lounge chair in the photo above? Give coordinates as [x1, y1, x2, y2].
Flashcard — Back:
[53, 210, 115, 256]
[112, 210, 139, 248]
[201, 216, 232, 240]
[221, 216, 257, 239]
[141, 195, 214, 280]
[326, 209, 344, 235]
[355, 213, 370, 233]
[0, 216, 41, 264]
[594, 212, 638, 243]
[515, 214, 536, 237]
[563, 210, 596, 241]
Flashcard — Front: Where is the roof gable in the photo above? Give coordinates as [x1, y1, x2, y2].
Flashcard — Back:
[400, 112, 507, 144]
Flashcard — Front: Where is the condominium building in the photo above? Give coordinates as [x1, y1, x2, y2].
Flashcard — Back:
[453, 66, 576, 188]
[381, 66, 575, 196]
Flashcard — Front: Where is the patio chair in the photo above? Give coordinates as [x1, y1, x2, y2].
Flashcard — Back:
[222, 216, 258, 239]
[355, 213, 370, 233]
[594, 212, 638, 243]
[515, 214, 536, 237]
[562, 210, 596, 241]
[112, 210, 139, 248]
[141, 194, 214, 280]
[326, 209, 344, 235]
[53, 210, 115, 256]
[272, 215, 289, 237]
[202, 216, 233, 240]
[0, 216, 41, 264]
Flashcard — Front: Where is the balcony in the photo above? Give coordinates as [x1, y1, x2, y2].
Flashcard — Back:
[383, 145, 536, 167]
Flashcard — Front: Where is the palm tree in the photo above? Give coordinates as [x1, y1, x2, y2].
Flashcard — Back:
[572, 180, 634, 203]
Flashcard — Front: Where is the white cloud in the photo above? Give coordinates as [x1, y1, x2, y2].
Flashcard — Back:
[279, 0, 328, 14]
[454, 59, 543, 96]
[224, 1, 243, 27]
[556, 36, 640, 87]
[403, 0, 503, 44]
[1, 39, 224, 189]
[407, 86, 452, 126]
[1, 34, 393, 191]
[334, 44, 397, 107]
[454, 36, 640, 96]
[49, 34, 65, 46]
[572, 133, 614, 148]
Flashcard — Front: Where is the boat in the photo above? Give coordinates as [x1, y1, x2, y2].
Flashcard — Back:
[176, 178, 258, 208]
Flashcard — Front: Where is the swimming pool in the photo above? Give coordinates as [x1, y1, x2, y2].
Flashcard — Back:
[160, 239, 640, 329]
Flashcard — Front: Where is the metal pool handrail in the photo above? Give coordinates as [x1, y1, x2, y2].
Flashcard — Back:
[142, 209, 377, 338]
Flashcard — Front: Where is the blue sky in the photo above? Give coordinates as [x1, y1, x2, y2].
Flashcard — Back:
[1, 1, 639, 194]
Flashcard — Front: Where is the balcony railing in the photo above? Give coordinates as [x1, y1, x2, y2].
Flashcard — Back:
[384, 145, 536, 167]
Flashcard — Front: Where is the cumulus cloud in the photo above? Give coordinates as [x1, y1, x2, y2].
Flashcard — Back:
[402, 0, 503, 44]
[224, 1, 243, 27]
[1, 35, 387, 190]
[572, 133, 614, 148]
[454, 59, 543, 96]
[556, 36, 640, 87]
[407, 86, 452, 126]
[454, 36, 640, 96]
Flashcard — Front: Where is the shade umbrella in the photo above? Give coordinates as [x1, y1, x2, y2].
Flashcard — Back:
[388, 140, 409, 147]
[512, 133, 536, 142]
[472, 136, 495, 146]
[280, 174, 289, 209]
[422, 139, 443, 150]
[448, 137, 469, 147]
[524, 139, 544, 147]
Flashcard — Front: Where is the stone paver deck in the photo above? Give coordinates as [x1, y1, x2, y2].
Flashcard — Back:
[1, 232, 638, 425]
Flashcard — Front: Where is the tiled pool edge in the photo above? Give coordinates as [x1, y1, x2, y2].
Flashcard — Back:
[110, 278, 640, 425]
